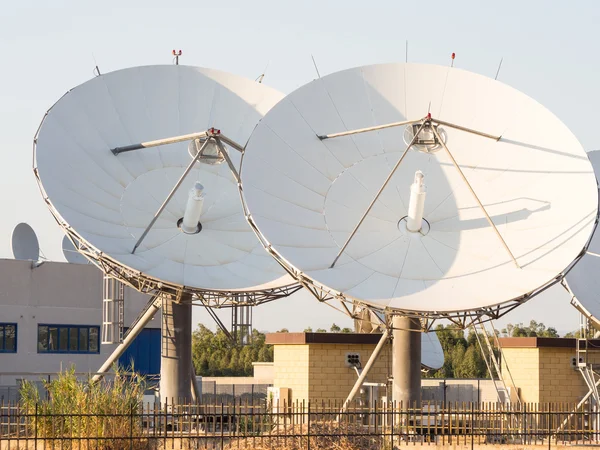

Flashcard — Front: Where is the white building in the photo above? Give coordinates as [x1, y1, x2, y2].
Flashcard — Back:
[0, 258, 159, 396]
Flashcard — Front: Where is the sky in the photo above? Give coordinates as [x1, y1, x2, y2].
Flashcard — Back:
[1, 0, 599, 334]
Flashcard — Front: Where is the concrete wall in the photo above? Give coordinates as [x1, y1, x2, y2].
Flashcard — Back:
[252, 362, 274, 380]
[0, 259, 157, 385]
[421, 379, 500, 404]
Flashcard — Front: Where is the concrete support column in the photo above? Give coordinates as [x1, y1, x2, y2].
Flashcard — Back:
[160, 293, 192, 405]
[392, 316, 421, 408]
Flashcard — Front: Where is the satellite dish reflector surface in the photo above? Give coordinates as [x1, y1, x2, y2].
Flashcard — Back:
[421, 332, 444, 370]
[34, 65, 293, 294]
[11, 223, 40, 261]
[566, 150, 600, 329]
[241, 63, 597, 316]
[61, 235, 89, 264]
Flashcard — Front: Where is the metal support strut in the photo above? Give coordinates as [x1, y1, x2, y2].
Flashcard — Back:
[91, 293, 161, 384]
[130, 137, 212, 254]
[109, 128, 245, 255]
[330, 119, 428, 268]
[111, 131, 209, 155]
[340, 327, 390, 413]
[431, 126, 519, 268]
[321, 115, 516, 269]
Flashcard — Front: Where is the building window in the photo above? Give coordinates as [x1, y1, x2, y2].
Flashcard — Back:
[0, 323, 17, 353]
[37, 325, 99, 354]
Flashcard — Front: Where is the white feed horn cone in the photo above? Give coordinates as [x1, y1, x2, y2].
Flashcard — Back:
[181, 182, 205, 233]
[406, 171, 426, 232]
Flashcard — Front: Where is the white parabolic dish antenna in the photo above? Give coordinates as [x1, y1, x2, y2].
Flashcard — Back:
[33, 65, 297, 302]
[565, 150, 600, 329]
[240, 62, 598, 322]
[11, 222, 40, 261]
[421, 332, 444, 370]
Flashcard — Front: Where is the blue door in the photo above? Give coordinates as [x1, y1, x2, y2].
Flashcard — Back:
[118, 328, 161, 375]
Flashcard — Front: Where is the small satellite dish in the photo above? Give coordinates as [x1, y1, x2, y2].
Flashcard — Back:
[565, 150, 600, 329]
[33, 65, 297, 301]
[61, 235, 89, 264]
[353, 307, 443, 369]
[240, 62, 598, 322]
[421, 332, 444, 370]
[11, 223, 40, 261]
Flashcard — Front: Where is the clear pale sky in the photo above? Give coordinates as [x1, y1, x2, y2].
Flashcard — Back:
[2, 0, 599, 334]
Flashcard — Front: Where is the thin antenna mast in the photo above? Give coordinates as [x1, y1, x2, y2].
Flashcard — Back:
[255, 62, 270, 83]
[311, 54, 321, 79]
[92, 53, 101, 77]
[405, 40, 408, 63]
[495, 58, 503, 80]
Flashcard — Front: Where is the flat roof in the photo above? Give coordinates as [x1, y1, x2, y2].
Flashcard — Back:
[265, 332, 383, 345]
[498, 337, 600, 348]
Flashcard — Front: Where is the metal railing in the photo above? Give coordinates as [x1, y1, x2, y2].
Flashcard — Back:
[1, 400, 599, 449]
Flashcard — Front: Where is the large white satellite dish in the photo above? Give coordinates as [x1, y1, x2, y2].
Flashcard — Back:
[11, 222, 40, 261]
[33, 65, 297, 303]
[240, 62, 598, 324]
[565, 150, 600, 329]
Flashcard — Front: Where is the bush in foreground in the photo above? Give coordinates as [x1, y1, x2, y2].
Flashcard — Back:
[20, 366, 146, 449]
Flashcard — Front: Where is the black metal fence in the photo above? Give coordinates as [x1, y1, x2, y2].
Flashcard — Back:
[1, 400, 599, 449]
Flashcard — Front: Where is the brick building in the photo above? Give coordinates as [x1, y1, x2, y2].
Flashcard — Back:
[266, 332, 391, 403]
[499, 337, 600, 404]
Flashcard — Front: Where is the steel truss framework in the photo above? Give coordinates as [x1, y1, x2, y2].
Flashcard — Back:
[240, 115, 600, 331]
[32, 112, 302, 308]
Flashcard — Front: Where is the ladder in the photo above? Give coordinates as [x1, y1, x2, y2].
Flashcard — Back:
[473, 320, 520, 405]
[102, 275, 125, 344]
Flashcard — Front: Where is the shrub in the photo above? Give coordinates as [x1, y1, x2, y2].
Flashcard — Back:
[20, 366, 147, 449]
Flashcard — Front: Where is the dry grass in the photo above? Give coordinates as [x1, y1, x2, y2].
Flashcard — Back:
[225, 422, 387, 450]
[19, 366, 147, 450]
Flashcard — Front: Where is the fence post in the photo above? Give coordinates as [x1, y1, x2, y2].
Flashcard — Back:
[220, 402, 225, 450]
[34, 402, 38, 449]
[470, 402, 473, 450]
[163, 398, 167, 450]
[390, 400, 394, 450]
[130, 403, 134, 450]
[307, 400, 311, 450]
[547, 408, 551, 450]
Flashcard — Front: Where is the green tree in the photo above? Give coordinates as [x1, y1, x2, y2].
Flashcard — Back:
[192, 324, 274, 376]
[330, 323, 341, 332]
[428, 325, 491, 379]
[500, 321, 560, 338]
